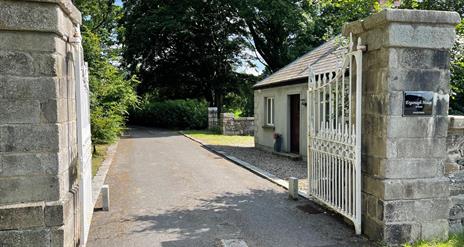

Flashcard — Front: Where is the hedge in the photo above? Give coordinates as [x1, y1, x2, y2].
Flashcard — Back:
[130, 99, 208, 129]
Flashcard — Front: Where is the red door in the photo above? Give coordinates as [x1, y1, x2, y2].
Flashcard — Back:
[290, 94, 300, 154]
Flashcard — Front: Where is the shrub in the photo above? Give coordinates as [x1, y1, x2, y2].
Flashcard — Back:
[130, 99, 208, 129]
[89, 61, 139, 144]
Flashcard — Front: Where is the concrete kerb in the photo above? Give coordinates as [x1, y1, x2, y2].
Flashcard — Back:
[179, 131, 309, 200]
[92, 141, 119, 207]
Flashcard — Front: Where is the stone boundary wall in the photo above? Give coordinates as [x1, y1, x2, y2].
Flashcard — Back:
[207, 107, 254, 136]
[446, 116, 464, 233]
[221, 113, 254, 136]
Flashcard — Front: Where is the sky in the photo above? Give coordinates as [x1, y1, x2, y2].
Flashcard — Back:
[115, 0, 122, 6]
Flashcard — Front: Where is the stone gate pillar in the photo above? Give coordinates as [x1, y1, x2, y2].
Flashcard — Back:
[0, 0, 81, 246]
[208, 107, 218, 130]
[343, 9, 460, 245]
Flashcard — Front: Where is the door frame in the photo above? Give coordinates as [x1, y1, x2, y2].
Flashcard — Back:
[288, 93, 301, 154]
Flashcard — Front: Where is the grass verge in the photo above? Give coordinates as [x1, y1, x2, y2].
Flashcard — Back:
[403, 232, 464, 247]
[92, 144, 110, 177]
[182, 130, 254, 147]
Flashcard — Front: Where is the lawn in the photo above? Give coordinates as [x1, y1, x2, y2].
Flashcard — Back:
[92, 144, 110, 177]
[403, 233, 464, 247]
[182, 130, 254, 147]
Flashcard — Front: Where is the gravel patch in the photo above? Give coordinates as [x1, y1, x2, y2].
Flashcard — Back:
[208, 144, 308, 192]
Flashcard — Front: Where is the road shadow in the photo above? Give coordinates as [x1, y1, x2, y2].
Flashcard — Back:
[127, 189, 369, 247]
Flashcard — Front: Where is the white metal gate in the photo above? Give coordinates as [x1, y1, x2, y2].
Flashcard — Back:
[72, 27, 93, 246]
[306, 35, 364, 234]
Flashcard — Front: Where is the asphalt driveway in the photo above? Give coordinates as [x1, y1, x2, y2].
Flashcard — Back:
[87, 127, 369, 247]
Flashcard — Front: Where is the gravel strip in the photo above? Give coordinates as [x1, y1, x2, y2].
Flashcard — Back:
[207, 144, 308, 192]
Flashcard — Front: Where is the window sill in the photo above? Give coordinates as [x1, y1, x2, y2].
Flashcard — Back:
[262, 125, 275, 130]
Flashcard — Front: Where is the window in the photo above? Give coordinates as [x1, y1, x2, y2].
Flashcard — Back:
[265, 97, 275, 126]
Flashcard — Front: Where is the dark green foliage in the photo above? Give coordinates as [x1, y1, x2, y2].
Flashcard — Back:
[131, 99, 208, 129]
[236, 0, 376, 73]
[236, 0, 319, 72]
[122, 0, 247, 114]
[74, 0, 139, 144]
[450, 22, 464, 115]
[315, 0, 375, 36]
[223, 73, 258, 116]
[89, 63, 139, 143]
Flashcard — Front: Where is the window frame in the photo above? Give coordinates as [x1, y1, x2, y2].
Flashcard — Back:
[265, 97, 275, 126]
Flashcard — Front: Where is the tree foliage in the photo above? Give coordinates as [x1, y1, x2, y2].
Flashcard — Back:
[235, 0, 318, 72]
[120, 0, 376, 116]
[74, 0, 138, 144]
[236, 0, 376, 73]
[130, 99, 208, 129]
[122, 0, 250, 114]
[118, 0, 464, 121]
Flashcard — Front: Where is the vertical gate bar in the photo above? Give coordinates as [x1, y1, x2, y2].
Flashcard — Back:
[314, 149, 320, 195]
[322, 75, 326, 126]
[352, 159, 355, 217]
[330, 142, 333, 205]
[332, 147, 336, 205]
[326, 149, 329, 202]
[325, 136, 328, 201]
[315, 75, 319, 197]
[344, 124, 348, 213]
[320, 150, 322, 198]
[341, 153, 345, 213]
[345, 154, 348, 213]
[320, 125, 323, 199]
[355, 48, 363, 234]
[321, 148, 324, 200]
[329, 75, 333, 127]
[317, 77, 320, 135]
[342, 152, 346, 211]
[335, 73, 339, 128]
[306, 70, 312, 196]
[312, 147, 315, 194]
[328, 136, 331, 203]
[313, 85, 316, 195]
[317, 148, 322, 196]
[348, 56, 352, 128]
[322, 140, 326, 201]
[337, 125, 341, 209]
[349, 160, 352, 216]
[331, 129, 335, 205]
[307, 70, 312, 196]
[325, 137, 329, 201]
[322, 124, 325, 201]
[336, 154, 339, 208]
[341, 69, 345, 130]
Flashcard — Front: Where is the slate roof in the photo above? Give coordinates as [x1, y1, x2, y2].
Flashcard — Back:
[254, 37, 346, 89]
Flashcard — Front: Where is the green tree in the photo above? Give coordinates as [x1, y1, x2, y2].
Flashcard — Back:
[235, 0, 318, 72]
[234, 0, 376, 73]
[122, 0, 249, 115]
[74, 0, 138, 145]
